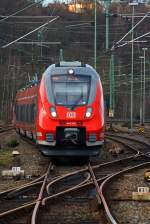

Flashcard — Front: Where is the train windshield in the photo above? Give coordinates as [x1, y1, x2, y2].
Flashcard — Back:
[51, 75, 91, 108]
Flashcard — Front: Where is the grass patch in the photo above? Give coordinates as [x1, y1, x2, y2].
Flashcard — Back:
[0, 149, 12, 166]
[7, 139, 19, 148]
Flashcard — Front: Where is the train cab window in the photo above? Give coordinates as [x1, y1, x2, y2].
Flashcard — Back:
[51, 75, 91, 108]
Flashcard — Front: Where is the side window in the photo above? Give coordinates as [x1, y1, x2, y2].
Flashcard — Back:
[26, 104, 28, 122]
[34, 101, 37, 119]
[20, 105, 22, 121]
[22, 105, 25, 122]
[22, 105, 24, 122]
[31, 104, 35, 123]
[17, 105, 19, 121]
[28, 104, 31, 123]
[15, 105, 17, 120]
[18, 105, 20, 121]
[15, 103, 36, 123]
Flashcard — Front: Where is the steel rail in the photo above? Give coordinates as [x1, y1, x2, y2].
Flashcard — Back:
[0, 151, 141, 198]
[6, 181, 43, 199]
[46, 171, 91, 195]
[106, 136, 140, 155]
[31, 163, 52, 224]
[0, 124, 13, 128]
[0, 167, 50, 220]
[106, 133, 150, 147]
[45, 152, 141, 196]
[0, 201, 36, 218]
[0, 127, 13, 133]
[42, 174, 106, 206]
[0, 173, 108, 218]
[0, 153, 146, 220]
[0, 156, 131, 198]
[0, 124, 14, 136]
[1, 160, 149, 222]
[88, 163, 118, 224]
[99, 161, 150, 224]
[88, 163, 101, 204]
[5, 175, 71, 199]
[0, 173, 46, 197]
[0, 136, 147, 220]
[42, 155, 145, 205]
[0, 154, 147, 219]
[46, 168, 90, 194]
[42, 158, 150, 223]
[0, 164, 52, 219]
[106, 134, 150, 158]
[0, 172, 94, 219]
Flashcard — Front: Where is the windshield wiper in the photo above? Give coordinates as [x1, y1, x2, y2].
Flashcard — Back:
[70, 94, 83, 110]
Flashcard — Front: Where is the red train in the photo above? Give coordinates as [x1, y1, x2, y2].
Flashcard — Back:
[14, 61, 104, 156]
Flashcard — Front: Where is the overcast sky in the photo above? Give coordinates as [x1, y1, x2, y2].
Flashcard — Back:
[43, 0, 52, 5]
[43, 0, 64, 5]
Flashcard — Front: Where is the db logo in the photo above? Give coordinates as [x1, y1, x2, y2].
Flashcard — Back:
[66, 112, 76, 118]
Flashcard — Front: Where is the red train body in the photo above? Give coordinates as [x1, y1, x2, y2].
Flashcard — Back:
[14, 62, 104, 156]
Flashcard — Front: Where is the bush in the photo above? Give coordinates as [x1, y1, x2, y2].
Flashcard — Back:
[0, 149, 12, 166]
[7, 139, 19, 148]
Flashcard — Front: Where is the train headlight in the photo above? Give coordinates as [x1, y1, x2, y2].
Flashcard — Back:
[85, 107, 92, 118]
[50, 107, 57, 117]
[68, 69, 74, 75]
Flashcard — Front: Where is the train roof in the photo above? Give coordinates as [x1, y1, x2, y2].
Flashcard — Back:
[17, 61, 100, 93]
[43, 61, 100, 80]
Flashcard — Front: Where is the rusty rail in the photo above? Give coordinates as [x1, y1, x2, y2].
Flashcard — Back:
[99, 161, 150, 224]
[1, 135, 149, 222]
[31, 162, 52, 224]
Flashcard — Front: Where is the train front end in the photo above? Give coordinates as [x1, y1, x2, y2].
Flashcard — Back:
[36, 62, 104, 156]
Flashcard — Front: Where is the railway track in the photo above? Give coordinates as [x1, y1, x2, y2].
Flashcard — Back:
[102, 133, 150, 223]
[99, 161, 150, 224]
[0, 124, 13, 134]
[105, 133, 150, 157]
[0, 133, 149, 223]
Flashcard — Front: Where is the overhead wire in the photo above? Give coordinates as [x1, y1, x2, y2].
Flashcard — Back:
[1, 17, 59, 48]
[116, 30, 150, 48]
[0, 0, 43, 23]
[112, 12, 150, 50]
